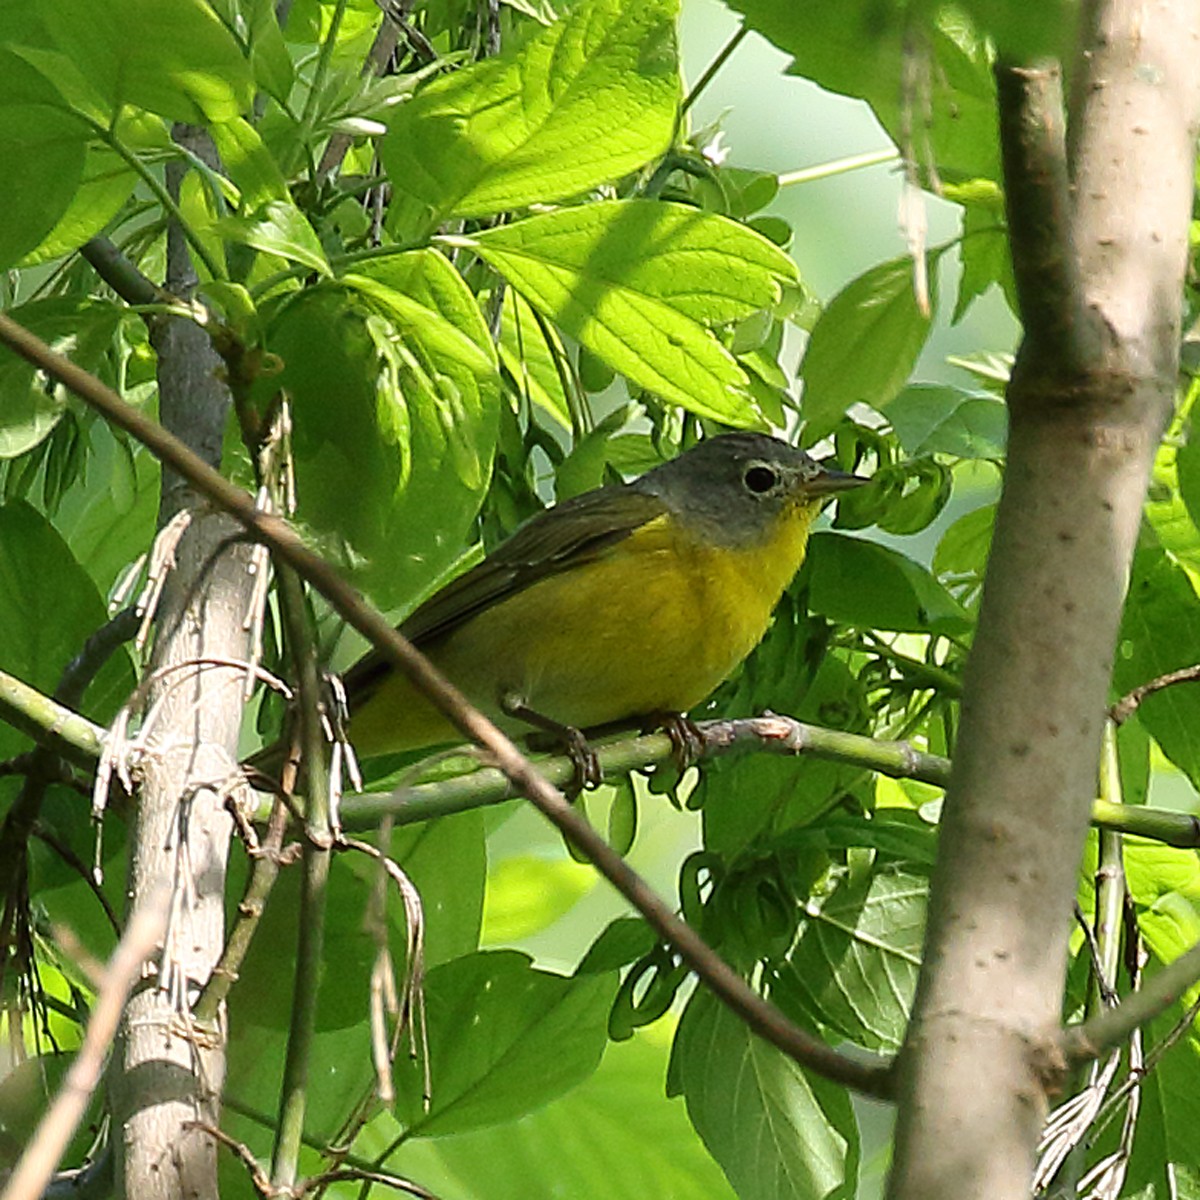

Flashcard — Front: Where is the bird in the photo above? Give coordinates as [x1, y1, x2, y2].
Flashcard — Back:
[336, 431, 866, 778]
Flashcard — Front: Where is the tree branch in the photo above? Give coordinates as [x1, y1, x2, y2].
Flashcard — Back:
[993, 62, 1089, 371]
[0, 668, 106, 768]
[890, 4, 1200, 1196]
[0, 312, 892, 1098]
[1062, 937, 1200, 1067]
[1110, 664, 1200, 725]
[80, 238, 164, 308]
[0, 900, 166, 1200]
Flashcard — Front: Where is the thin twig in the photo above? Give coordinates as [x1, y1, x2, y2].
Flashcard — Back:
[681, 26, 747, 115]
[270, 565, 335, 1188]
[1062, 936, 1200, 1066]
[0, 899, 166, 1200]
[199, 1120, 443, 1198]
[1110, 664, 1200, 725]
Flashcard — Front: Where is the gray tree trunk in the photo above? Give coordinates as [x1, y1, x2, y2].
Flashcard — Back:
[109, 133, 256, 1200]
[888, 3, 1200, 1197]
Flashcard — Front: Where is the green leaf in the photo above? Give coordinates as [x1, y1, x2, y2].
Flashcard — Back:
[771, 864, 927, 1053]
[20, 144, 137, 266]
[0, 299, 126, 459]
[1125, 1020, 1200, 1196]
[263, 253, 499, 610]
[675, 989, 859, 1200]
[0, 105, 87, 272]
[50, 437, 161, 595]
[886, 384, 1007, 459]
[800, 257, 935, 442]
[224, 1019, 374, 1146]
[460, 200, 797, 425]
[553, 404, 642, 498]
[1114, 541, 1200, 791]
[380, 0, 679, 227]
[948, 179, 1015, 322]
[1176, 419, 1200, 533]
[807, 531, 972, 635]
[697, 600, 871, 857]
[724, 3, 1001, 182]
[482, 854, 594, 942]
[392, 950, 617, 1136]
[385, 813, 488, 968]
[933, 502, 995, 608]
[385, 1025, 736, 1200]
[0, 503, 134, 760]
[498, 288, 573, 427]
[217, 200, 331, 274]
[242, 0, 294, 100]
[953, 0, 1074, 60]
[34, 0, 254, 123]
[209, 118, 291, 209]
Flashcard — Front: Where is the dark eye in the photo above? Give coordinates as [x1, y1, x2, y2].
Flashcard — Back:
[744, 465, 778, 494]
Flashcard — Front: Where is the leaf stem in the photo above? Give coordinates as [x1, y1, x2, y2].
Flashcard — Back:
[777, 148, 900, 188]
[96, 124, 225, 282]
[682, 26, 748, 116]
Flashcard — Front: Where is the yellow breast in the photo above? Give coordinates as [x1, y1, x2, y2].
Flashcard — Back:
[348, 503, 817, 757]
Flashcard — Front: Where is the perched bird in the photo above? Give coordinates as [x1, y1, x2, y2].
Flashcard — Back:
[340, 432, 865, 772]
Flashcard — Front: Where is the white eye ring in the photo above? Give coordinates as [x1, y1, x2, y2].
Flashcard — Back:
[743, 464, 779, 494]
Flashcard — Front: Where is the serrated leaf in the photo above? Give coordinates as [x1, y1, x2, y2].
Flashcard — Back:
[800, 257, 934, 442]
[459, 200, 796, 424]
[381, 0, 679, 227]
[771, 864, 927, 1052]
[676, 989, 859, 1200]
[807, 531, 972, 635]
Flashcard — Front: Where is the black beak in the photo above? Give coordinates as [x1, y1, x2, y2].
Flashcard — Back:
[807, 466, 870, 496]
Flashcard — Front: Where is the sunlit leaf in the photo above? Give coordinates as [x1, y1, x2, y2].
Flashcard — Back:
[381, 0, 679, 228]
[459, 200, 796, 424]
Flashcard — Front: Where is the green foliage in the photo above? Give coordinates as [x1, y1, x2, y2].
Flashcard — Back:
[799, 256, 936, 443]
[771, 862, 928, 1054]
[0, 0, 1197, 1196]
[459, 200, 796, 424]
[380, 0, 680, 230]
[674, 990, 860, 1200]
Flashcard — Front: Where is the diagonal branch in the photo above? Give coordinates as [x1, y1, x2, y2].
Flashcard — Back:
[0, 312, 893, 1099]
[1062, 936, 1200, 1068]
[0, 900, 167, 1200]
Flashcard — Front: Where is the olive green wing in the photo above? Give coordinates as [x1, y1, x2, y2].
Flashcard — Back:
[342, 485, 669, 708]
